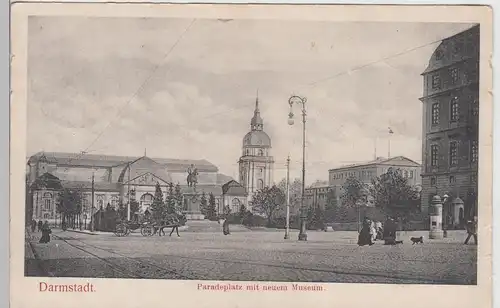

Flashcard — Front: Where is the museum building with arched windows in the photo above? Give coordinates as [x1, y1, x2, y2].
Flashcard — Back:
[26, 152, 248, 224]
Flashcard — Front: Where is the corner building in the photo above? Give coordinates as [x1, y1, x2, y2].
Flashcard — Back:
[419, 25, 479, 220]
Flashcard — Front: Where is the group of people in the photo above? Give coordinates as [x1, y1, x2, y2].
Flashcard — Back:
[30, 219, 52, 243]
[357, 216, 400, 246]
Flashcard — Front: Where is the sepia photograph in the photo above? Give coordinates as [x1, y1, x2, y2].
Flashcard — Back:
[10, 4, 493, 308]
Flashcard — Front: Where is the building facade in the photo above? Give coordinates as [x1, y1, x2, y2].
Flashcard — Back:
[238, 97, 275, 202]
[305, 181, 330, 210]
[328, 156, 422, 207]
[419, 25, 479, 221]
[26, 152, 243, 223]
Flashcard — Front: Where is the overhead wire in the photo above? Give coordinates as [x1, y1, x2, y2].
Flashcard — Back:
[61, 18, 197, 171]
[56, 23, 443, 173]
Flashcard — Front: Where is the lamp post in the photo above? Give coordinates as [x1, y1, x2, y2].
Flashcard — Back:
[284, 155, 291, 240]
[288, 95, 307, 241]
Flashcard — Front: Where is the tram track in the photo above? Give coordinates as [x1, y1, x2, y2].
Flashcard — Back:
[53, 234, 196, 280]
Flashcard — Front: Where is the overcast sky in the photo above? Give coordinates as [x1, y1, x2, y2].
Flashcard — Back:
[27, 17, 474, 184]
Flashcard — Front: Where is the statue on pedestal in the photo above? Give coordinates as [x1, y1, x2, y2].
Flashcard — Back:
[187, 164, 198, 189]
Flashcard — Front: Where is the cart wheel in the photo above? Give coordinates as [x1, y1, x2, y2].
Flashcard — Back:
[114, 224, 127, 237]
[141, 225, 154, 237]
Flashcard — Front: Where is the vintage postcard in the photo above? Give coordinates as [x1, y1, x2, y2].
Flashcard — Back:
[10, 3, 493, 308]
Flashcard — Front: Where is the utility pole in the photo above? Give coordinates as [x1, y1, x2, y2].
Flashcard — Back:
[127, 163, 131, 221]
[90, 172, 95, 232]
[388, 127, 394, 158]
[284, 155, 291, 240]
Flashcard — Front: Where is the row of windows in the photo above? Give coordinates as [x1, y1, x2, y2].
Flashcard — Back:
[331, 169, 415, 181]
[430, 140, 478, 167]
[331, 170, 375, 181]
[431, 64, 478, 91]
[431, 97, 479, 125]
[429, 173, 477, 186]
[244, 149, 266, 156]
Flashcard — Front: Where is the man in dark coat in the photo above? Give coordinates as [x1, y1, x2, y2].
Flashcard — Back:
[464, 216, 478, 245]
[37, 220, 43, 232]
[31, 219, 36, 233]
[39, 221, 52, 243]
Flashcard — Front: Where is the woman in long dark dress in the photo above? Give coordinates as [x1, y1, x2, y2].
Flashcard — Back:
[358, 218, 374, 246]
[39, 221, 52, 243]
[222, 217, 230, 235]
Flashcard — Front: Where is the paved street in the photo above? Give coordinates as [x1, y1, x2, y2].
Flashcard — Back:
[25, 229, 477, 285]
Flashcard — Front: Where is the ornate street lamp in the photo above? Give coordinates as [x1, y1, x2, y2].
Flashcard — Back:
[288, 95, 308, 241]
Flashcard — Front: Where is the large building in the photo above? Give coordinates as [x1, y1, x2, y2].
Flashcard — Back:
[305, 181, 330, 210]
[238, 97, 275, 201]
[26, 152, 247, 223]
[328, 156, 422, 207]
[419, 25, 479, 222]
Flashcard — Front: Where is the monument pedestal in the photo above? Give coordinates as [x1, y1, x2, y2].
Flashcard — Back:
[183, 188, 205, 220]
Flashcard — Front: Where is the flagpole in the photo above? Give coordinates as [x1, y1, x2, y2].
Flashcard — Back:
[388, 127, 393, 158]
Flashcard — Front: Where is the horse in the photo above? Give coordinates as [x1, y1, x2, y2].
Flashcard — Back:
[187, 169, 199, 188]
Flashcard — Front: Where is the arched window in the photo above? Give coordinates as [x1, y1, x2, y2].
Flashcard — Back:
[257, 179, 264, 189]
[43, 192, 52, 210]
[43, 213, 50, 219]
[258, 149, 264, 156]
[231, 198, 241, 213]
[140, 193, 154, 209]
[111, 195, 119, 208]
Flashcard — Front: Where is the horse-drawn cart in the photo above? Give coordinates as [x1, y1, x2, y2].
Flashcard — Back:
[114, 219, 181, 237]
[114, 221, 156, 237]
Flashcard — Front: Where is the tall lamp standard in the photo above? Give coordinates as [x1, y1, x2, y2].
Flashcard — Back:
[288, 95, 308, 241]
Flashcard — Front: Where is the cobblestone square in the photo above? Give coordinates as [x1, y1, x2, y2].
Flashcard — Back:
[25, 229, 477, 285]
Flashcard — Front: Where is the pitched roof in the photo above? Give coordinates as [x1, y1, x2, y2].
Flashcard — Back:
[27, 151, 219, 172]
[328, 156, 421, 172]
[30, 173, 63, 190]
[117, 156, 172, 183]
[222, 180, 247, 196]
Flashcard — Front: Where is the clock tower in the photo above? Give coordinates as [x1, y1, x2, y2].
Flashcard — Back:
[238, 96, 274, 203]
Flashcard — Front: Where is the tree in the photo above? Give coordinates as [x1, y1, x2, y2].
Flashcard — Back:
[200, 192, 208, 216]
[238, 203, 247, 222]
[370, 167, 418, 212]
[252, 185, 286, 226]
[308, 206, 326, 230]
[339, 177, 369, 223]
[150, 182, 165, 221]
[324, 188, 338, 222]
[206, 193, 217, 220]
[174, 183, 184, 213]
[277, 178, 302, 216]
[56, 187, 84, 229]
[165, 183, 176, 215]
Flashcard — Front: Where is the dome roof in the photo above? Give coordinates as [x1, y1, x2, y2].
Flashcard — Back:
[243, 131, 271, 148]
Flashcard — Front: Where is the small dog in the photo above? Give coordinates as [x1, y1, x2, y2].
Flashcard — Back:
[410, 236, 424, 245]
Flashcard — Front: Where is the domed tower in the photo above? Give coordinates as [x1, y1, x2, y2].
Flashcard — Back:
[238, 96, 275, 201]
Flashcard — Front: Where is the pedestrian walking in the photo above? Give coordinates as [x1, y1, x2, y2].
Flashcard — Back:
[39, 221, 52, 243]
[464, 216, 478, 245]
[371, 221, 377, 242]
[37, 220, 43, 232]
[169, 214, 180, 237]
[222, 216, 230, 235]
[358, 217, 374, 246]
[31, 219, 36, 233]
